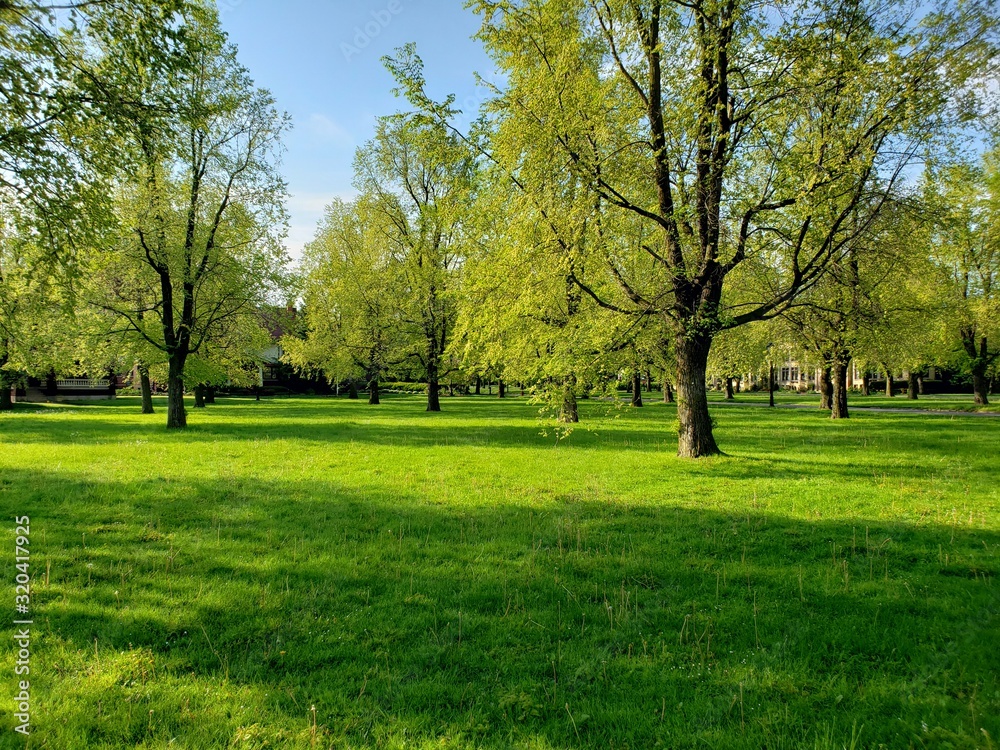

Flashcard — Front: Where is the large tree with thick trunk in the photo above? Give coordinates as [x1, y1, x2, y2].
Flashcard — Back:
[467, 0, 990, 456]
[78, 6, 288, 428]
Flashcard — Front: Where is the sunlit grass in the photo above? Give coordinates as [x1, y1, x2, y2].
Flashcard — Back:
[1, 394, 998, 749]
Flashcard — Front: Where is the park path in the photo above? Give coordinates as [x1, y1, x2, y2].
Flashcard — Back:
[712, 401, 1000, 417]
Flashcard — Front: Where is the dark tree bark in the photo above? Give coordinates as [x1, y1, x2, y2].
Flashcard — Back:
[645, 369, 653, 393]
[861, 372, 870, 397]
[348, 381, 358, 399]
[724, 377, 735, 400]
[0, 358, 12, 411]
[884, 366, 895, 397]
[426, 352, 442, 411]
[193, 384, 206, 408]
[425, 343, 442, 410]
[768, 363, 775, 407]
[138, 363, 154, 414]
[474, 376, 481, 395]
[918, 374, 925, 395]
[907, 372, 919, 400]
[973, 373, 990, 406]
[369, 377, 380, 405]
[166, 355, 187, 429]
[498, 379, 506, 398]
[427, 381, 441, 411]
[831, 356, 850, 420]
[631, 372, 644, 407]
[960, 329, 990, 405]
[675, 336, 719, 457]
[560, 377, 579, 423]
[44, 369, 57, 397]
[107, 368, 118, 399]
[663, 375, 674, 403]
[206, 387, 216, 404]
[819, 367, 833, 410]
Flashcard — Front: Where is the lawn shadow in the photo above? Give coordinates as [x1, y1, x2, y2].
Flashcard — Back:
[2, 465, 997, 748]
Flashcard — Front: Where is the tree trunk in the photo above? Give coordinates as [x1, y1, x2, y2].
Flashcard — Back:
[645, 369, 653, 393]
[427, 358, 441, 411]
[369, 377, 380, 405]
[768, 363, 775, 407]
[560, 377, 579, 423]
[166, 356, 187, 429]
[475, 376, 481, 395]
[961, 330, 990, 405]
[884, 367, 894, 397]
[44, 369, 57, 397]
[498, 379, 506, 398]
[724, 377, 735, 400]
[918, 374, 925, 395]
[205, 387, 216, 404]
[674, 336, 720, 458]
[907, 372, 918, 400]
[662, 375, 674, 404]
[861, 372, 870, 397]
[0, 366, 12, 412]
[139, 364, 154, 414]
[831, 357, 850, 420]
[631, 372, 643, 407]
[427, 381, 441, 411]
[193, 384, 206, 408]
[348, 381, 358, 399]
[819, 367, 832, 410]
[973, 372, 990, 406]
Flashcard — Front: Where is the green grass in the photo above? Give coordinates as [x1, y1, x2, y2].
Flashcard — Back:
[1, 394, 998, 749]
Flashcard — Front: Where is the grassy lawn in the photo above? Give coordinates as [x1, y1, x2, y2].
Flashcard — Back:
[1, 395, 998, 749]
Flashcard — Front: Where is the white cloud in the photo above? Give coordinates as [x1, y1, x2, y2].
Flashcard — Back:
[286, 191, 354, 216]
[303, 113, 354, 148]
[284, 190, 357, 260]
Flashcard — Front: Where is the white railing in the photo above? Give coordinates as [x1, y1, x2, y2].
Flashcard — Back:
[56, 379, 110, 389]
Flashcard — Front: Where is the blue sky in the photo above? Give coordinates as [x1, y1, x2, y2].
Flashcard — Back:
[216, 0, 498, 258]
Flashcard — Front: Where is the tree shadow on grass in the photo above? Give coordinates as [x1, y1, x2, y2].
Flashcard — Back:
[1, 467, 997, 749]
[4, 394, 997, 461]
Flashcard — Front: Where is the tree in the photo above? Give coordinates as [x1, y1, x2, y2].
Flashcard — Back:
[780, 202, 918, 419]
[1, 2, 198, 404]
[468, 0, 992, 456]
[78, 6, 289, 428]
[284, 198, 409, 405]
[923, 153, 1000, 406]
[454, 154, 639, 425]
[709, 322, 770, 399]
[354, 61, 474, 412]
